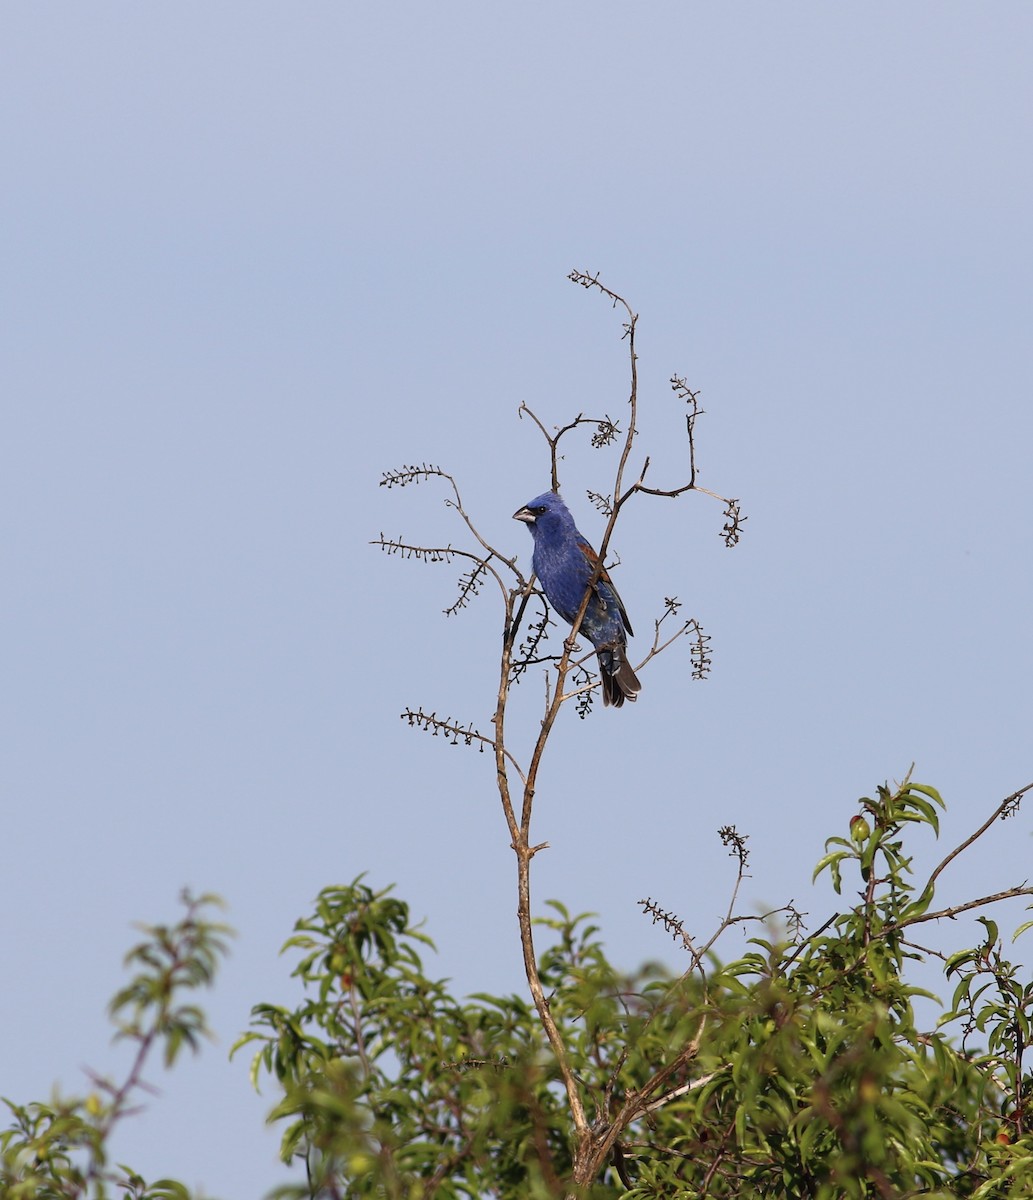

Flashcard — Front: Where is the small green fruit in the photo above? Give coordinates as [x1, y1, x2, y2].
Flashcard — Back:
[850, 815, 871, 843]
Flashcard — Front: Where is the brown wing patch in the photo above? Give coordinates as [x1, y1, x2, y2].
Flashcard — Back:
[577, 542, 634, 637]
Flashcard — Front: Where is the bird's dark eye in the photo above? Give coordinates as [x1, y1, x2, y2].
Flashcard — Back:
[533, 505, 547, 515]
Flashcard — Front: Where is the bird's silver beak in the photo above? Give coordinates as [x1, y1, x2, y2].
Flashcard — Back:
[512, 506, 535, 524]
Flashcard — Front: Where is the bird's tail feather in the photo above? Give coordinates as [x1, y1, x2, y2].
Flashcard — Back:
[597, 646, 642, 708]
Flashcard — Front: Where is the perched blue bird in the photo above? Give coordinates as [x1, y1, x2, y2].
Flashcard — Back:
[513, 491, 641, 707]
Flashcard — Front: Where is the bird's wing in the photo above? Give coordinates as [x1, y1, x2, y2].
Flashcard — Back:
[577, 541, 634, 637]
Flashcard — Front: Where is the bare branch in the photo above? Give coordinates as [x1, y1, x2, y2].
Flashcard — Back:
[670, 375, 702, 488]
[616, 374, 747, 547]
[586, 489, 613, 517]
[632, 600, 712, 682]
[639, 898, 697, 955]
[445, 561, 490, 617]
[640, 1070, 722, 1116]
[567, 269, 635, 316]
[372, 534, 512, 608]
[721, 498, 745, 548]
[439, 474, 524, 585]
[918, 780, 1032, 903]
[590, 417, 621, 448]
[509, 604, 554, 683]
[400, 707, 527, 783]
[570, 663, 596, 721]
[377, 273, 749, 1194]
[372, 534, 459, 564]
[890, 887, 1033, 932]
[379, 462, 526, 594]
[379, 462, 451, 489]
[688, 622, 713, 680]
[518, 402, 623, 494]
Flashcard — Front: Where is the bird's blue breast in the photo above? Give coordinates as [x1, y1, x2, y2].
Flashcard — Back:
[533, 536, 625, 648]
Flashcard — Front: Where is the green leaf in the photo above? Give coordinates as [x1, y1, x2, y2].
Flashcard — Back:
[813, 850, 849, 891]
[907, 782, 945, 807]
[977, 916, 999, 946]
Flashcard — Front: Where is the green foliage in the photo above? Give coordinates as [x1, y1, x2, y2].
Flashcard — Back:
[223, 782, 1032, 1198]
[231, 879, 572, 1198]
[5, 786, 1033, 1198]
[0, 891, 231, 1200]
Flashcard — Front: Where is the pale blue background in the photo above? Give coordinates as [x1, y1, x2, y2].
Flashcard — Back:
[3, 5, 1031, 1196]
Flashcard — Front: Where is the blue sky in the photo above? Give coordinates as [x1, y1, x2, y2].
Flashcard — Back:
[3, 5, 1032, 1196]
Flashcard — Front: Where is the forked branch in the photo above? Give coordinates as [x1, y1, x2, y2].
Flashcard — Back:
[379, 273, 746, 1195]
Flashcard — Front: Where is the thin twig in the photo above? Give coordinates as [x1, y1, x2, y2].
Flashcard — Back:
[640, 1070, 721, 1116]
[888, 887, 1033, 932]
[918, 781, 1033, 903]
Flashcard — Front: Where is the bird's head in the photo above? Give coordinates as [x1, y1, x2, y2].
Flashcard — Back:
[512, 491, 572, 537]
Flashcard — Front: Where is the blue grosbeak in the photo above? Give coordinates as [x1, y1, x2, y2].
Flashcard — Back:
[513, 492, 641, 707]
